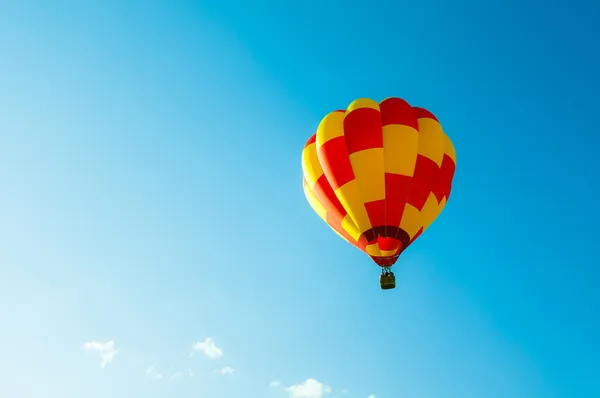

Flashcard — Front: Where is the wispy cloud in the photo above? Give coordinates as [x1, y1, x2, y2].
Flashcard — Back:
[270, 380, 283, 388]
[341, 388, 349, 394]
[146, 366, 184, 381]
[146, 366, 163, 380]
[83, 340, 118, 368]
[283, 378, 332, 398]
[191, 338, 223, 359]
[218, 366, 235, 375]
[368, 395, 375, 398]
[188, 368, 195, 378]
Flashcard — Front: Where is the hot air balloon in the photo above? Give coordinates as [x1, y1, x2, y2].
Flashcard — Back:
[301, 97, 456, 290]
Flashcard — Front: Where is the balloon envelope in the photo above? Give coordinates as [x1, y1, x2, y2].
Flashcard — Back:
[302, 97, 456, 267]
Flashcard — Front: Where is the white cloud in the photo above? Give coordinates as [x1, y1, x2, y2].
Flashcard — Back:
[270, 380, 283, 388]
[368, 395, 375, 398]
[146, 366, 163, 380]
[191, 338, 223, 359]
[219, 366, 235, 375]
[83, 340, 118, 368]
[146, 366, 183, 381]
[285, 378, 332, 398]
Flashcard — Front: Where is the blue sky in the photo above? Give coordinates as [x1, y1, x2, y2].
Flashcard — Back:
[1, 1, 599, 397]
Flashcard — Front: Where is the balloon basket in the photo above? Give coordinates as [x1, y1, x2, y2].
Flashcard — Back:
[379, 272, 396, 290]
